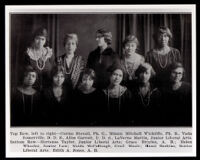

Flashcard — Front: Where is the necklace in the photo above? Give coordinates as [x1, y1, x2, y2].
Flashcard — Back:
[107, 86, 121, 112]
[64, 56, 75, 74]
[124, 58, 135, 80]
[139, 88, 151, 107]
[157, 48, 170, 69]
[22, 92, 33, 114]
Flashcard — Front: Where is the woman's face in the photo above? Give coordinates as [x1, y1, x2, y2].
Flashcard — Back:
[170, 67, 184, 83]
[96, 33, 107, 47]
[34, 36, 46, 48]
[139, 69, 151, 84]
[64, 38, 77, 55]
[110, 69, 123, 86]
[81, 74, 94, 90]
[124, 42, 137, 56]
[53, 72, 65, 87]
[157, 33, 169, 47]
[23, 72, 37, 86]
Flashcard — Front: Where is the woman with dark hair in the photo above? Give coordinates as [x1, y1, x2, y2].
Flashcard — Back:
[24, 27, 55, 90]
[11, 65, 41, 126]
[146, 26, 182, 88]
[131, 63, 162, 126]
[56, 33, 85, 89]
[72, 68, 106, 126]
[102, 63, 132, 126]
[162, 62, 192, 126]
[120, 34, 144, 87]
[42, 65, 72, 126]
[87, 28, 119, 89]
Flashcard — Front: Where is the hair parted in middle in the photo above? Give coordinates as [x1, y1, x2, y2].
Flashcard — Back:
[122, 34, 139, 48]
[96, 28, 112, 45]
[63, 33, 78, 46]
[135, 62, 156, 79]
[81, 68, 96, 81]
[153, 26, 173, 44]
[51, 65, 65, 78]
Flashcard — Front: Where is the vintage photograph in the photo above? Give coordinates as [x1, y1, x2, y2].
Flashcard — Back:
[5, 5, 196, 158]
[9, 11, 193, 127]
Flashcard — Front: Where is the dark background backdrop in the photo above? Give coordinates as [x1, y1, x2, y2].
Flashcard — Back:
[10, 14, 192, 87]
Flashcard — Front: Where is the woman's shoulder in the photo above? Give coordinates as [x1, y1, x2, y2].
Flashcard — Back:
[135, 53, 145, 61]
[181, 81, 191, 90]
[169, 47, 180, 52]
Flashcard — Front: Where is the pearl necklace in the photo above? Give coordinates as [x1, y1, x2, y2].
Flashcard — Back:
[124, 58, 136, 80]
[156, 47, 170, 69]
[27, 47, 49, 71]
[64, 56, 75, 75]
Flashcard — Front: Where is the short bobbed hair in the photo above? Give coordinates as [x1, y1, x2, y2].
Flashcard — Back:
[81, 68, 96, 81]
[153, 26, 173, 44]
[63, 33, 78, 46]
[135, 62, 156, 79]
[33, 27, 48, 39]
[96, 28, 112, 45]
[18, 65, 38, 85]
[51, 65, 65, 78]
[122, 34, 139, 48]
[107, 63, 124, 76]
[168, 62, 185, 78]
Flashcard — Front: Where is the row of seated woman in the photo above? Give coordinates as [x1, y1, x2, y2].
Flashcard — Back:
[11, 61, 191, 127]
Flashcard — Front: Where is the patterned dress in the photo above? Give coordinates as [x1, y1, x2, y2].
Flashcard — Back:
[56, 54, 85, 89]
[120, 53, 144, 87]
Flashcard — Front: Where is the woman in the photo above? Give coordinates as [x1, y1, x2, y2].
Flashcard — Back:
[24, 27, 55, 90]
[146, 26, 182, 88]
[162, 62, 192, 126]
[87, 28, 119, 89]
[11, 65, 41, 126]
[131, 63, 162, 126]
[56, 33, 85, 89]
[120, 35, 144, 87]
[42, 65, 72, 126]
[102, 63, 132, 126]
[73, 68, 106, 126]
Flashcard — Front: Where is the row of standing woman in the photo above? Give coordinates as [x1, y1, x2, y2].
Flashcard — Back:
[11, 26, 192, 126]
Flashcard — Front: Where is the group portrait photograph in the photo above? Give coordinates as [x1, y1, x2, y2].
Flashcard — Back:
[8, 7, 194, 127]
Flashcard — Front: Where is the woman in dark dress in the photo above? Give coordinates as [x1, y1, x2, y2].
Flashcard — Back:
[72, 68, 106, 126]
[120, 34, 145, 87]
[131, 63, 162, 126]
[11, 65, 41, 126]
[146, 26, 182, 88]
[56, 33, 85, 89]
[24, 27, 55, 90]
[42, 65, 72, 126]
[87, 28, 119, 89]
[102, 63, 132, 126]
[162, 62, 192, 126]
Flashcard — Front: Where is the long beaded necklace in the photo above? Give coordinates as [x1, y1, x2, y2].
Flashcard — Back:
[107, 86, 121, 112]
[21, 92, 33, 114]
[63, 56, 75, 75]
[124, 58, 135, 80]
[28, 47, 48, 71]
[139, 86, 151, 107]
[158, 53, 169, 69]
[157, 47, 170, 69]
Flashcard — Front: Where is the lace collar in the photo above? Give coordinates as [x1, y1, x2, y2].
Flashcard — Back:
[27, 47, 53, 61]
[103, 86, 127, 98]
